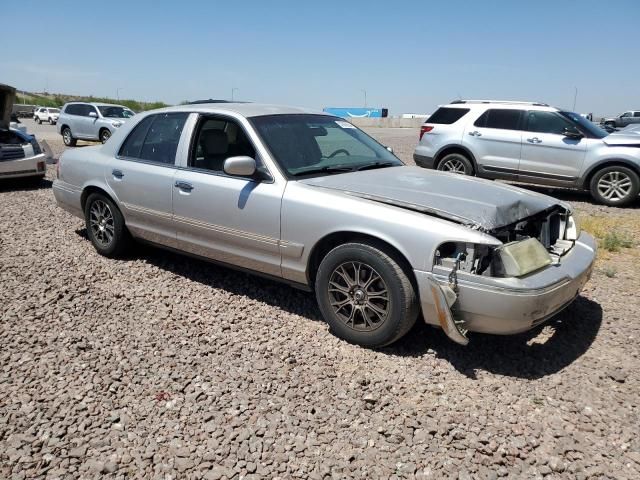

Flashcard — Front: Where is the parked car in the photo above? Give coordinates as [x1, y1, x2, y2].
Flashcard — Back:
[0, 84, 47, 181]
[413, 100, 640, 206]
[53, 103, 596, 348]
[57, 102, 135, 146]
[34, 107, 60, 125]
[601, 110, 640, 129]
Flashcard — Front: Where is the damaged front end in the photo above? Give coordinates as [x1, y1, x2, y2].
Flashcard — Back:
[428, 206, 584, 345]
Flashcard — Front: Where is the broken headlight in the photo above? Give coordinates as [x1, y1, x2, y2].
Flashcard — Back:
[492, 238, 552, 277]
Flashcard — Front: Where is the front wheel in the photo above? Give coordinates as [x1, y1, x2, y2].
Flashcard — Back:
[590, 166, 640, 207]
[436, 153, 474, 175]
[100, 129, 111, 143]
[84, 193, 131, 257]
[315, 242, 419, 348]
[36, 117, 42, 124]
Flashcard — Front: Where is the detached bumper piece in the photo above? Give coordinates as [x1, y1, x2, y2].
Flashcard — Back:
[426, 277, 469, 345]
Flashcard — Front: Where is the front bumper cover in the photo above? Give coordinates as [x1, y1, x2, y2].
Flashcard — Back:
[415, 231, 596, 344]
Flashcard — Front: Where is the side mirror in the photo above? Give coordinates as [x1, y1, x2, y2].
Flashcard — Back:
[223, 156, 257, 177]
[385, 146, 394, 153]
[88, 111, 98, 118]
[562, 127, 583, 139]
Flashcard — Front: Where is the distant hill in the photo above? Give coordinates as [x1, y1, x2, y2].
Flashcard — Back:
[14, 90, 170, 112]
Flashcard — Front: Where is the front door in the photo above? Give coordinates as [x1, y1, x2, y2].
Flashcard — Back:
[172, 114, 284, 277]
[519, 110, 587, 185]
[105, 112, 190, 247]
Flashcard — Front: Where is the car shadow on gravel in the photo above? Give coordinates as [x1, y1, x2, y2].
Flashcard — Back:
[0, 178, 52, 192]
[386, 295, 603, 379]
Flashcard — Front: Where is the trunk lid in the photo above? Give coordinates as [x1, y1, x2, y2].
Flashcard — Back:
[301, 166, 568, 231]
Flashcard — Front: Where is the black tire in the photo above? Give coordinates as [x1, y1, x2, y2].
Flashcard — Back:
[436, 152, 474, 175]
[315, 242, 419, 348]
[36, 117, 41, 124]
[589, 165, 640, 207]
[84, 193, 131, 257]
[604, 121, 616, 129]
[100, 129, 111, 144]
[62, 127, 77, 147]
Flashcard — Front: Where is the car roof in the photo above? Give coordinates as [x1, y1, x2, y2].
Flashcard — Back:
[445, 100, 559, 112]
[148, 103, 329, 118]
[64, 101, 129, 108]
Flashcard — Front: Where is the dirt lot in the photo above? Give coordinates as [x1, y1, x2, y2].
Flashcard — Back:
[1, 126, 639, 479]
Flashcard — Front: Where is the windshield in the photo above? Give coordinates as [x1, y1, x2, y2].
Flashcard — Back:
[48, 108, 60, 113]
[98, 106, 135, 119]
[250, 114, 403, 177]
[560, 111, 608, 139]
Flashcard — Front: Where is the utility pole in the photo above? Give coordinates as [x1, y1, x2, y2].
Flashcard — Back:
[572, 87, 578, 111]
[117, 88, 123, 101]
[361, 89, 367, 107]
[231, 88, 239, 102]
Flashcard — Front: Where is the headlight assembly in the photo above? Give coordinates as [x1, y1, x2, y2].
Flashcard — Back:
[492, 238, 552, 277]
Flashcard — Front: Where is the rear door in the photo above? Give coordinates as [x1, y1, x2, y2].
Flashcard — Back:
[518, 110, 586, 184]
[105, 112, 189, 247]
[462, 108, 523, 176]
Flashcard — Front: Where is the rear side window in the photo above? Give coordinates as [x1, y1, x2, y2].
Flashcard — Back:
[474, 109, 523, 130]
[119, 113, 188, 165]
[426, 107, 470, 124]
[65, 104, 82, 115]
[634, 112, 640, 117]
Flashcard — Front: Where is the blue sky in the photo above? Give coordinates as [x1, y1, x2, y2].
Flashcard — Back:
[2, 0, 638, 116]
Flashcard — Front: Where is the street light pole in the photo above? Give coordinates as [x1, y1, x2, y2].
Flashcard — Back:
[572, 87, 578, 111]
[117, 88, 122, 101]
[231, 88, 239, 102]
[361, 89, 367, 107]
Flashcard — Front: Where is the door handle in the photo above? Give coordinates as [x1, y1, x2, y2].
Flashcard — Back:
[527, 137, 542, 144]
[112, 169, 124, 179]
[468, 131, 482, 137]
[174, 181, 194, 192]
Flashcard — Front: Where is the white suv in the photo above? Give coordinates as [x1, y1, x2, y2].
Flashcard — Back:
[34, 107, 60, 125]
[414, 100, 640, 206]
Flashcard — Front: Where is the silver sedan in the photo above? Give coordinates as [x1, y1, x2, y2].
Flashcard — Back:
[53, 103, 596, 347]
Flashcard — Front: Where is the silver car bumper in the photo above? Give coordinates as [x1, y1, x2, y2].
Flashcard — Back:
[52, 180, 84, 218]
[415, 231, 596, 342]
[0, 153, 47, 179]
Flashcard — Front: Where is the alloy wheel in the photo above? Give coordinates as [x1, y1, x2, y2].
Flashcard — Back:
[89, 200, 115, 247]
[439, 158, 467, 174]
[63, 129, 71, 144]
[101, 130, 111, 143]
[328, 261, 390, 332]
[597, 171, 633, 202]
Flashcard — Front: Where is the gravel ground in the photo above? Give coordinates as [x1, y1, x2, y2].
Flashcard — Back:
[1, 128, 639, 479]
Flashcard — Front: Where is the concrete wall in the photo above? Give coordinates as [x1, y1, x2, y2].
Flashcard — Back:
[348, 117, 424, 128]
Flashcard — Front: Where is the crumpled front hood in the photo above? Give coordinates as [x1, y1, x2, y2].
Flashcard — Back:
[301, 166, 568, 231]
[603, 132, 640, 146]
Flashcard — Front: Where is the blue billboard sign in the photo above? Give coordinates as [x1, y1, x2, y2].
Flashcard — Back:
[323, 107, 388, 118]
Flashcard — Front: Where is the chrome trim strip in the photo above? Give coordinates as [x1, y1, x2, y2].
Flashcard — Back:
[121, 202, 173, 220]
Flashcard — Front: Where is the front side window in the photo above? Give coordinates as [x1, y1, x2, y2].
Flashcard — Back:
[118, 113, 188, 165]
[250, 114, 402, 177]
[621, 112, 632, 117]
[525, 111, 573, 135]
[98, 106, 135, 119]
[559, 111, 608, 139]
[474, 109, 523, 130]
[190, 116, 256, 172]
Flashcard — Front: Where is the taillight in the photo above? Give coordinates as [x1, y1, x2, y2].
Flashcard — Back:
[419, 125, 434, 140]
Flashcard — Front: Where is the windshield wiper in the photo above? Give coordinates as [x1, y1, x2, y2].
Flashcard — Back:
[290, 165, 354, 177]
[355, 161, 396, 171]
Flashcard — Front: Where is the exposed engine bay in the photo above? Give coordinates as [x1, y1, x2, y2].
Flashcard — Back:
[435, 206, 578, 278]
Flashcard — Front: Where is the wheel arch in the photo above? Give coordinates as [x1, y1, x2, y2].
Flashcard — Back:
[81, 184, 118, 212]
[307, 231, 418, 291]
[581, 159, 640, 190]
[434, 145, 478, 173]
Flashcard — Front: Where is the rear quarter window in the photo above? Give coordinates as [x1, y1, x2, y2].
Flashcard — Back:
[426, 107, 470, 124]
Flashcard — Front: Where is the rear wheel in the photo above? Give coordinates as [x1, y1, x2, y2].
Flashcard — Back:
[36, 117, 42, 124]
[62, 127, 77, 146]
[315, 242, 419, 348]
[590, 166, 640, 207]
[84, 193, 131, 257]
[436, 153, 474, 175]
